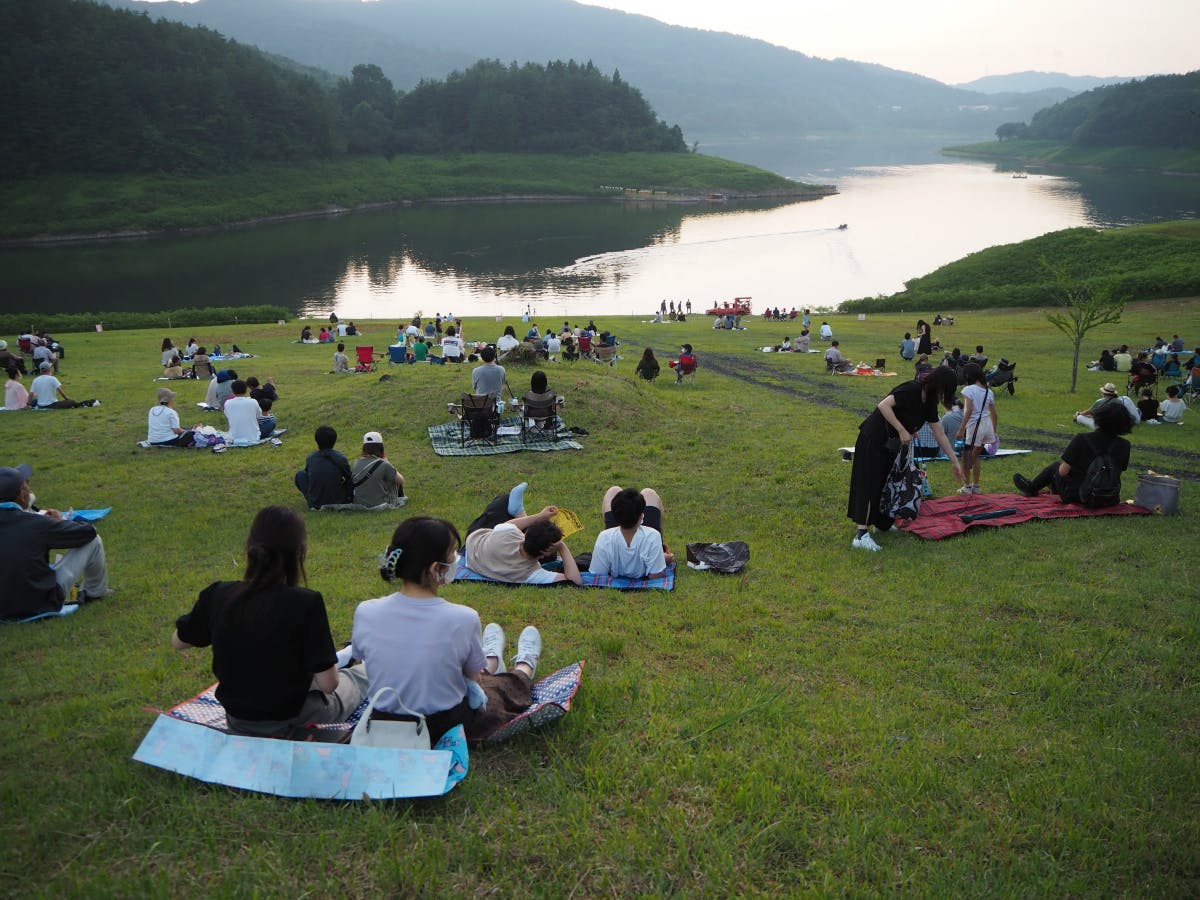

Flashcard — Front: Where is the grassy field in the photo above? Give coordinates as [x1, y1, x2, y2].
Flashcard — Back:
[943, 140, 1200, 175]
[1, 302, 1198, 895]
[0, 153, 818, 241]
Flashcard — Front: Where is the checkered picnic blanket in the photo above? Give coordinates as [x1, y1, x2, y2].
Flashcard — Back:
[166, 661, 586, 743]
[896, 492, 1152, 539]
[455, 557, 676, 590]
[428, 416, 582, 456]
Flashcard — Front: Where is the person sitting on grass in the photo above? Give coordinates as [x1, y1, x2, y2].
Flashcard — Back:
[463, 489, 581, 585]
[171, 505, 367, 738]
[5, 366, 29, 410]
[635, 347, 660, 381]
[1159, 384, 1186, 424]
[794, 329, 811, 353]
[1137, 388, 1161, 424]
[147, 388, 197, 447]
[332, 343, 350, 374]
[294, 425, 353, 510]
[29, 362, 98, 409]
[0, 463, 113, 619]
[352, 430, 406, 509]
[587, 486, 673, 579]
[224, 380, 263, 445]
[1013, 402, 1132, 506]
[441, 326, 464, 363]
[256, 397, 277, 440]
[1075, 383, 1140, 429]
[246, 376, 277, 405]
[351, 516, 544, 744]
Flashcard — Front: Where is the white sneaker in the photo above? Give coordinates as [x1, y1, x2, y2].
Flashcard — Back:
[957, 484, 978, 494]
[482, 623, 506, 674]
[851, 532, 882, 552]
[514, 625, 542, 676]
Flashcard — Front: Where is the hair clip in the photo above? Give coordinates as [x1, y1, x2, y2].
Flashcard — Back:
[380, 546, 403, 579]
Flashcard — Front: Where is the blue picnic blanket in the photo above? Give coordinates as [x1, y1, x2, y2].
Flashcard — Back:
[455, 557, 675, 590]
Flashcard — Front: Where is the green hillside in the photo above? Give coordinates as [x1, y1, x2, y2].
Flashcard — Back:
[840, 221, 1200, 312]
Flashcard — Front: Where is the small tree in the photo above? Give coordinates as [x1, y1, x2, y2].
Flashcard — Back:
[1043, 260, 1125, 393]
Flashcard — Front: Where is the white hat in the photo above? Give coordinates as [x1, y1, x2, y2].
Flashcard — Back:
[0, 340, 7, 350]
[39, 361, 52, 371]
[363, 431, 383, 444]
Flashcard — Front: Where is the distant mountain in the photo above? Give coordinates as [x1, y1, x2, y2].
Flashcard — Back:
[957, 72, 1138, 94]
[103, 0, 1063, 152]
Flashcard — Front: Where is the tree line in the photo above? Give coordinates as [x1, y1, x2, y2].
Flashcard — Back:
[0, 0, 686, 178]
[995, 70, 1200, 148]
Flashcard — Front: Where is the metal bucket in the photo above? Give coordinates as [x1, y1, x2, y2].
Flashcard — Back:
[1134, 473, 1181, 515]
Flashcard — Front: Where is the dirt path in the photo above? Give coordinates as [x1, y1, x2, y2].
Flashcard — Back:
[695, 349, 1200, 482]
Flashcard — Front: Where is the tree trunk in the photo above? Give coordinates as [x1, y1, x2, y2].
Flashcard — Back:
[1070, 336, 1082, 392]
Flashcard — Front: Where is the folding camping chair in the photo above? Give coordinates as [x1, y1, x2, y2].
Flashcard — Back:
[519, 393, 565, 444]
[594, 345, 617, 366]
[450, 393, 500, 446]
[355, 346, 377, 373]
[673, 354, 698, 385]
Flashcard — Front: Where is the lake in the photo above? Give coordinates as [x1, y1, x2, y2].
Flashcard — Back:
[4, 159, 1198, 322]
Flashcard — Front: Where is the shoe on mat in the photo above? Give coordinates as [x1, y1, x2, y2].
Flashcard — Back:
[851, 533, 882, 552]
[482, 623, 507, 674]
[514, 626, 542, 676]
[1012, 474, 1037, 497]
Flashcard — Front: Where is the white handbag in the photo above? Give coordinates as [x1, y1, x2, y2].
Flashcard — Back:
[350, 687, 431, 750]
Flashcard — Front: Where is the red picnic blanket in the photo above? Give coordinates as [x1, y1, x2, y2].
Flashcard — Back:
[897, 492, 1151, 539]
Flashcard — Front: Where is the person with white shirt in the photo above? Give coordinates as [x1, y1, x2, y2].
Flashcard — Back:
[223, 380, 263, 445]
[30, 363, 97, 409]
[495, 325, 520, 355]
[147, 388, 197, 447]
[587, 486, 672, 579]
[441, 325, 464, 363]
[955, 364, 998, 494]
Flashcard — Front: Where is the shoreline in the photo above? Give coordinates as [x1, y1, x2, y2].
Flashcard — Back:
[2, 186, 836, 249]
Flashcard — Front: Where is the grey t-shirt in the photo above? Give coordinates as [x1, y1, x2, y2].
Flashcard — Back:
[351, 456, 400, 508]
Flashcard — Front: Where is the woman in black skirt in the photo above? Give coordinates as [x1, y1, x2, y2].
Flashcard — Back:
[847, 367, 964, 551]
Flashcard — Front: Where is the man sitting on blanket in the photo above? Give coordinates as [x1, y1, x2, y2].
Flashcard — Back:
[294, 426, 353, 509]
[587, 486, 673, 579]
[464, 485, 581, 585]
[0, 464, 112, 619]
[1013, 402, 1132, 506]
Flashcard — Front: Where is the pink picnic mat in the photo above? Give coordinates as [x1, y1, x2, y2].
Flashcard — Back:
[896, 492, 1151, 539]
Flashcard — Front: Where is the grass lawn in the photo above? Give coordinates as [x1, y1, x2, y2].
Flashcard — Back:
[1, 301, 1198, 895]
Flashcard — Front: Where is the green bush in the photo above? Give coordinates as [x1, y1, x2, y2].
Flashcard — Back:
[0, 305, 290, 334]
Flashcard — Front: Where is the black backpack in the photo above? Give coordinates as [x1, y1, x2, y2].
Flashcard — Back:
[1078, 436, 1122, 508]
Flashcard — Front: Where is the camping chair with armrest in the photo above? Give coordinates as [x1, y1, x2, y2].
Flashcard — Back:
[354, 346, 377, 373]
[450, 392, 500, 446]
[519, 392, 565, 444]
[986, 359, 1017, 395]
[674, 354, 698, 385]
[577, 334, 593, 359]
[191, 359, 214, 381]
[594, 345, 617, 366]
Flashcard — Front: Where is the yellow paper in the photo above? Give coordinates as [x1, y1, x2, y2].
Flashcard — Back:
[551, 508, 583, 539]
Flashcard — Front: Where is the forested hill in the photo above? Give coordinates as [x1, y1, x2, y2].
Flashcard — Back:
[0, 0, 685, 178]
[1, 0, 338, 175]
[998, 71, 1200, 148]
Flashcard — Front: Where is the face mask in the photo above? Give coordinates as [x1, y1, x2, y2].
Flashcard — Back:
[437, 553, 460, 586]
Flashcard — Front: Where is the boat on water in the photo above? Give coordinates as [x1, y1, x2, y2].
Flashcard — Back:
[706, 297, 752, 316]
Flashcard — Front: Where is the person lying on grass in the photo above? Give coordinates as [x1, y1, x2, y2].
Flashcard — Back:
[351, 516, 543, 743]
[171, 505, 367, 738]
[587, 486, 673, 579]
[463, 484, 581, 585]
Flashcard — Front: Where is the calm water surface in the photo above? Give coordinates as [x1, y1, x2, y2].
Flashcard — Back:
[5, 161, 1197, 320]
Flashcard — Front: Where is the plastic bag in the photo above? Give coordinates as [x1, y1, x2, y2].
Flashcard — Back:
[685, 541, 750, 573]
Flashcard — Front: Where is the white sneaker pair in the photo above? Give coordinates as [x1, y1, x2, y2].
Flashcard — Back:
[481, 623, 542, 676]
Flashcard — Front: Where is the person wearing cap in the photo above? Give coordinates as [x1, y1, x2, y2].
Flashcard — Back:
[29, 363, 97, 409]
[147, 388, 198, 447]
[351, 431, 406, 509]
[0, 464, 112, 618]
[0, 341, 25, 376]
[1075, 382, 1140, 429]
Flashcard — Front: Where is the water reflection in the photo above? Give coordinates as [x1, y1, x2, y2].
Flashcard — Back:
[3, 161, 1196, 319]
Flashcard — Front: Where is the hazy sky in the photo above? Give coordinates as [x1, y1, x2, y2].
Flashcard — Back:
[576, 0, 1197, 84]
[144, 0, 1197, 85]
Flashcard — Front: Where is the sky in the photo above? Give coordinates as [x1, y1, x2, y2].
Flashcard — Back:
[141, 0, 1197, 85]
